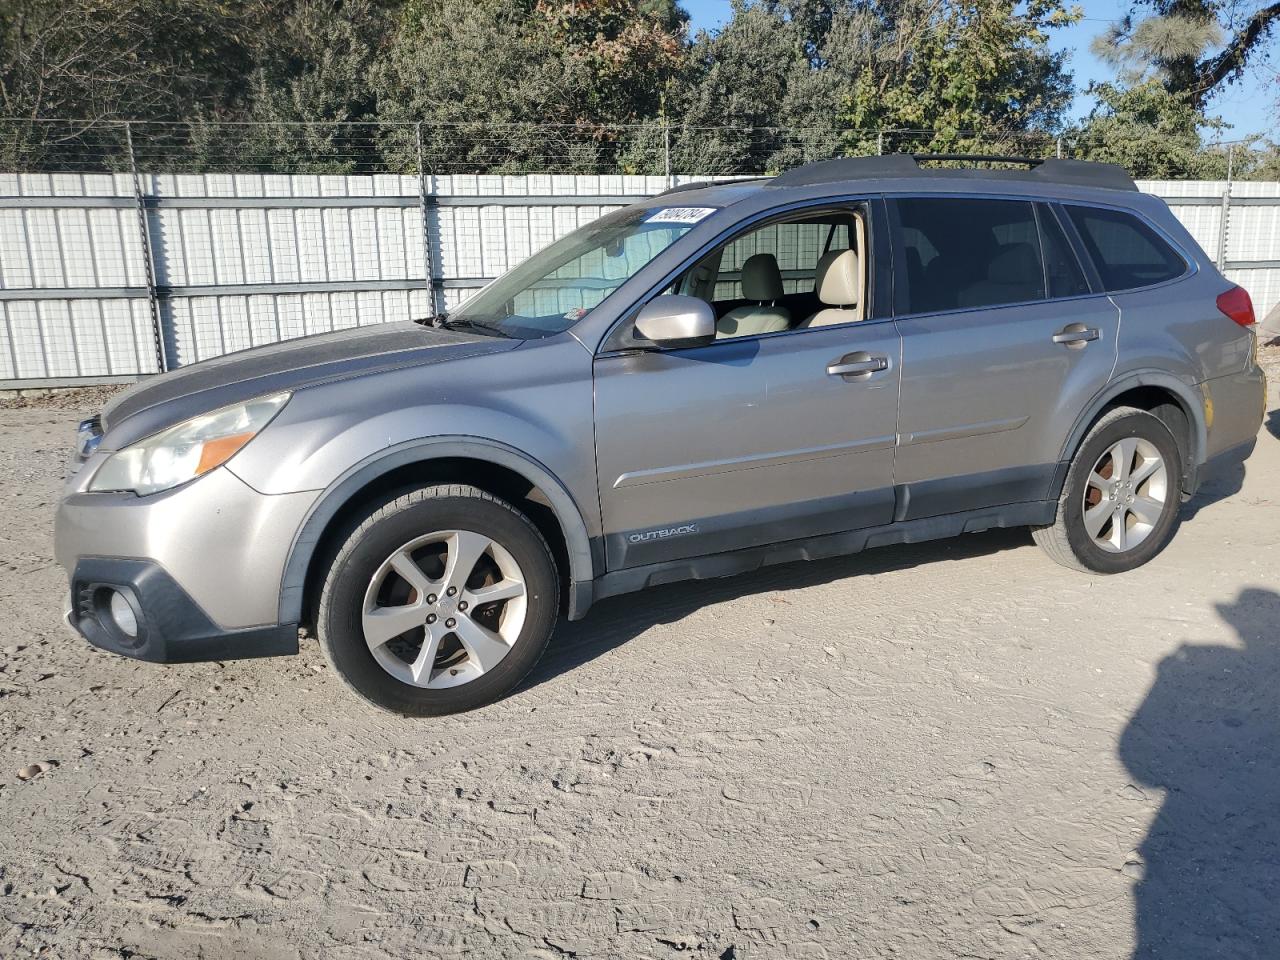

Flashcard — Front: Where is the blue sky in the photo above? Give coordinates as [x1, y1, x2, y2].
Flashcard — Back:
[680, 0, 1277, 140]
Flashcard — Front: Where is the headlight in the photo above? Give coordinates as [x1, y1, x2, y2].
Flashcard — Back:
[89, 392, 289, 496]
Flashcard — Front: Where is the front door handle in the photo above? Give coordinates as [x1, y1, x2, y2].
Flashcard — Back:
[1052, 325, 1100, 347]
[827, 353, 889, 379]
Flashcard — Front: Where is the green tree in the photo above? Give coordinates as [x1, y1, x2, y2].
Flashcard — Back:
[1068, 80, 1231, 178]
[207, 0, 393, 173]
[372, 0, 686, 173]
[842, 0, 1077, 157]
[0, 0, 261, 167]
[1091, 1, 1280, 107]
[672, 1, 892, 173]
[0, 0, 258, 122]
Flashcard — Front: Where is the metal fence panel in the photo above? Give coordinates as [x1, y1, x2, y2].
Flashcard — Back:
[0, 171, 1277, 386]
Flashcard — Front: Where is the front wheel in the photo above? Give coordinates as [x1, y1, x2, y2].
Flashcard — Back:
[318, 484, 559, 715]
[1033, 407, 1183, 574]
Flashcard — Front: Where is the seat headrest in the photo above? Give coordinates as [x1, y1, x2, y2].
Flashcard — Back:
[815, 249, 860, 307]
[740, 253, 784, 302]
[987, 243, 1039, 284]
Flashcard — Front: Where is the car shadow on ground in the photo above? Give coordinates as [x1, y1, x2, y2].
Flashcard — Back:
[1179, 460, 1246, 520]
[528, 407, 1272, 690]
[522, 526, 1029, 691]
[1119, 587, 1280, 958]
[1182, 396, 1279, 520]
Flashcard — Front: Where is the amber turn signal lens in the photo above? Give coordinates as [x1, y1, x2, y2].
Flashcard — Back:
[195, 431, 257, 475]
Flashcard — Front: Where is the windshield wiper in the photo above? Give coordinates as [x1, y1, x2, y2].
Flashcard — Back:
[435, 315, 513, 339]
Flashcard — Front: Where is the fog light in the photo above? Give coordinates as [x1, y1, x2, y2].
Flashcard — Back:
[109, 590, 139, 638]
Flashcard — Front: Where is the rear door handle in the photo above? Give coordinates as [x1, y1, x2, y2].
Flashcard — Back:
[827, 354, 888, 378]
[1052, 326, 1100, 346]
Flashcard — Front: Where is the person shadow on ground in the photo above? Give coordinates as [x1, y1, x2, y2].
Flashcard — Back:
[1119, 587, 1280, 959]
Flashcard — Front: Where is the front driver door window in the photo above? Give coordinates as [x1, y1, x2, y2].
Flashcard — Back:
[592, 202, 902, 570]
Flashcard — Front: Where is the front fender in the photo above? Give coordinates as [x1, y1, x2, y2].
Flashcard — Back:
[272, 437, 597, 625]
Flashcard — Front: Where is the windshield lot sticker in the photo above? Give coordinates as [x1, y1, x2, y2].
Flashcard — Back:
[645, 207, 716, 225]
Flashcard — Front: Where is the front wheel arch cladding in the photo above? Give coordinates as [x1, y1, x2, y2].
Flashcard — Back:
[276, 438, 596, 627]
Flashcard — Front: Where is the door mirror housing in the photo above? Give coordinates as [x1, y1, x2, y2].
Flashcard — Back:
[634, 295, 716, 349]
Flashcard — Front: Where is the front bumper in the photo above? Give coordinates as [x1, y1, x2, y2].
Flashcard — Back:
[55, 465, 318, 663]
[66, 557, 298, 662]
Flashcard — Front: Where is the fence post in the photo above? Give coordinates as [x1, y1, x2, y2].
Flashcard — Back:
[124, 121, 169, 373]
[663, 121, 673, 188]
[415, 122, 441, 316]
[1217, 144, 1234, 272]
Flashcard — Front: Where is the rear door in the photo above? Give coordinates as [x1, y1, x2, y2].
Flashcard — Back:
[889, 196, 1120, 518]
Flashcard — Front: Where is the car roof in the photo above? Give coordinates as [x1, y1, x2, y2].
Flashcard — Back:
[640, 155, 1142, 213]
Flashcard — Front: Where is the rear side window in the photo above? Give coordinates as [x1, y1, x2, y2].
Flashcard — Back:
[894, 198, 1045, 314]
[1039, 205, 1090, 298]
[1065, 206, 1186, 291]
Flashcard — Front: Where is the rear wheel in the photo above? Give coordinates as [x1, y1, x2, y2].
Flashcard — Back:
[1033, 407, 1182, 574]
[318, 484, 558, 715]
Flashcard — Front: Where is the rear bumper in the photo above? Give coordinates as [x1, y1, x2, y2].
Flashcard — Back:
[1202, 364, 1267, 460]
[66, 557, 298, 663]
[1186, 364, 1265, 493]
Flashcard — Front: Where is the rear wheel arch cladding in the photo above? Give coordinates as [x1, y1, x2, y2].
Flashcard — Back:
[1060, 374, 1207, 488]
[278, 439, 597, 628]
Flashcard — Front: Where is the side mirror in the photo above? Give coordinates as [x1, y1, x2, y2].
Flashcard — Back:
[634, 295, 716, 349]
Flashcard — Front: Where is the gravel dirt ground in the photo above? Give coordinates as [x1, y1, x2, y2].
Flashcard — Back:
[1, 346, 1278, 960]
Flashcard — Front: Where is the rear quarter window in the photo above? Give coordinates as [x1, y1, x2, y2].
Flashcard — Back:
[1065, 206, 1187, 291]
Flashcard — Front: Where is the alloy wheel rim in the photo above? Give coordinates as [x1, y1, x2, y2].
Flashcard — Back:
[361, 529, 527, 689]
[1081, 436, 1168, 554]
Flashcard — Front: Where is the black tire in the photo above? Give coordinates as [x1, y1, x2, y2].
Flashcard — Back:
[1033, 407, 1183, 574]
[317, 484, 558, 715]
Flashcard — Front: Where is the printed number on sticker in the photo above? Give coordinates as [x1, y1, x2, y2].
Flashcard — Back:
[645, 207, 716, 225]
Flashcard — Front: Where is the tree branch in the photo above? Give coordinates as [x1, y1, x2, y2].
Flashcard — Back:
[1191, 1, 1280, 102]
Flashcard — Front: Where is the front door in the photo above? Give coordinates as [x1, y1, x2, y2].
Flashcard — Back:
[593, 204, 901, 570]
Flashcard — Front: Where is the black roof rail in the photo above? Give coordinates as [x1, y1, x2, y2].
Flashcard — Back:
[911, 153, 1043, 166]
[655, 176, 770, 197]
[769, 153, 1137, 192]
[770, 154, 919, 186]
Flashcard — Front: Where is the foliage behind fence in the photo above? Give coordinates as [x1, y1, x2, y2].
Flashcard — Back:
[1, 118, 1272, 179]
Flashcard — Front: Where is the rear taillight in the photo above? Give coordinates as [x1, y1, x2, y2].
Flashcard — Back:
[1216, 285, 1256, 327]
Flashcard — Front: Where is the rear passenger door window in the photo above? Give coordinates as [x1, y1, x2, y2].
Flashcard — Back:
[1064, 205, 1186, 291]
[892, 198, 1046, 314]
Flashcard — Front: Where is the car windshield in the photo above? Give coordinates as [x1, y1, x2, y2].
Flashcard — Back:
[445, 205, 713, 339]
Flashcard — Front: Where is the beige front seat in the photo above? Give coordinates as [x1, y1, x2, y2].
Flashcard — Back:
[716, 253, 791, 338]
[802, 249, 861, 327]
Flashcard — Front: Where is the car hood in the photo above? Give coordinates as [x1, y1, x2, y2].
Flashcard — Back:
[101, 322, 517, 447]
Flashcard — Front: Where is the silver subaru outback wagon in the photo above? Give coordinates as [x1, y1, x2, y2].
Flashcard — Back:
[56, 155, 1266, 715]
